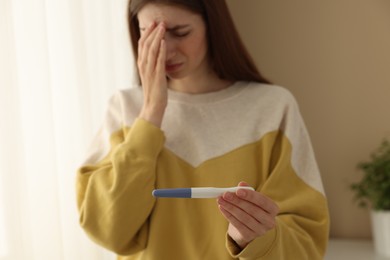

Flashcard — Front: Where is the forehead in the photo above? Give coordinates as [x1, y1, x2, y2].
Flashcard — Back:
[137, 3, 203, 28]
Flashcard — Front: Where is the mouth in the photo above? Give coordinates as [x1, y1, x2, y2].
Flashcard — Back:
[165, 63, 183, 72]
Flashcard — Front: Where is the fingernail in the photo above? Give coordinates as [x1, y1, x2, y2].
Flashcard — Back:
[159, 25, 165, 33]
[225, 192, 233, 201]
[237, 189, 246, 198]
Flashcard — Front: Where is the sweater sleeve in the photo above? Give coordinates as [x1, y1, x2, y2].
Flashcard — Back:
[76, 93, 165, 255]
[226, 90, 330, 259]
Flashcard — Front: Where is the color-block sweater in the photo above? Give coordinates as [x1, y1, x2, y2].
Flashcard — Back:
[76, 81, 329, 260]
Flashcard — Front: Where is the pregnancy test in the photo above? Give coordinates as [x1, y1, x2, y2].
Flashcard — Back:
[152, 186, 255, 198]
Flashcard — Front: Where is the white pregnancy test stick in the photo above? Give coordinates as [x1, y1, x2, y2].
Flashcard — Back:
[152, 186, 255, 198]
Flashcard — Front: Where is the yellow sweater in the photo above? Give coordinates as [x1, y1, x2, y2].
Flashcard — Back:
[76, 82, 329, 259]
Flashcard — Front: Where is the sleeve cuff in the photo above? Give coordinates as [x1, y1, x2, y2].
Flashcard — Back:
[226, 226, 277, 259]
[123, 118, 166, 160]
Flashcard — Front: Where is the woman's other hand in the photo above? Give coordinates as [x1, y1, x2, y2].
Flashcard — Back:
[217, 181, 279, 249]
[138, 22, 167, 128]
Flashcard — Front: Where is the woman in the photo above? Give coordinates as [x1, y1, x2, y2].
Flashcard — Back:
[76, 0, 329, 259]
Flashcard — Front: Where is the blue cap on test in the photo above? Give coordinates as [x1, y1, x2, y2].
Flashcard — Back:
[152, 188, 192, 198]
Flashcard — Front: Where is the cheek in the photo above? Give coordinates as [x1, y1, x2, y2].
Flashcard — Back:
[183, 35, 208, 60]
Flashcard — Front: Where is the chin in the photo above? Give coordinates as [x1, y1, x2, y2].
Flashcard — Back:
[166, 71, 187, 80]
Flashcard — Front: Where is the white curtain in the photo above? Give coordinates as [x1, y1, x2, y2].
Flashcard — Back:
[0, 0, 135, 259]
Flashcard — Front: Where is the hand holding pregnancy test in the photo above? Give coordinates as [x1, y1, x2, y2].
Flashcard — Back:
[152, 186, 255, 198]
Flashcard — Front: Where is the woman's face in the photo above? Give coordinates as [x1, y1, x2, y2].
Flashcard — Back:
[137, 3, 209, 80]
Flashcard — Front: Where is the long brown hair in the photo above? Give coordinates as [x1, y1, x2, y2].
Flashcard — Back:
[128, 0, 271, 84]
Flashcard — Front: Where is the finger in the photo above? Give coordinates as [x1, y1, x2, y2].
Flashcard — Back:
[141, 23, 164, 59]
[138, 23, 161, 69]
[218, 205, 255, 242]
[236, 181, 278, 216]
[146, 24, 165, 70]
[138, 22, 156, 55]
[219, 197, 271, 238]
[156, 39, 166, 75]
[235, 188, 279, 216]
[222, 192, 276, 229]
[218, 195, 262, 234]
[238, 181, 250, 187]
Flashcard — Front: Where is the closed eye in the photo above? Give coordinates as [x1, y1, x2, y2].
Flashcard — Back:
[171, 30, 191, 38]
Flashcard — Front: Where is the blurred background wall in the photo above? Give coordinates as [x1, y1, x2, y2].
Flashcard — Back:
[226, 0, 390, 238]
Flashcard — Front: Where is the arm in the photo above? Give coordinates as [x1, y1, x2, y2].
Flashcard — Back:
[219, 143, 329, 260]
[77, 118, 165, 255]
[218, 92, 329, 259]
[77, 22, 168, 255]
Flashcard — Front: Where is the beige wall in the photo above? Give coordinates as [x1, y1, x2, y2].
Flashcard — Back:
[226, 0, 390, 238]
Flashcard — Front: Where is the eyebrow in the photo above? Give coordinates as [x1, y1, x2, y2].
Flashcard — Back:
[166, 25, 190, 31]
[140, 24, 191, 31]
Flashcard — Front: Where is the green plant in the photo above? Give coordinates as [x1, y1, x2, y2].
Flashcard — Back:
[351, 139, 390, 210]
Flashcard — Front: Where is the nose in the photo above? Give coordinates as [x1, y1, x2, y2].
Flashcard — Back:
[163, 35, 177, 60]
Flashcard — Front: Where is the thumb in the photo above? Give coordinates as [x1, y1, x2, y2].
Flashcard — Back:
[238, 181, 249, 187]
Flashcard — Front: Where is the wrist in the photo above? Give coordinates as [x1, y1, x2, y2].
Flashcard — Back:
[235, 239, 249, 250]
[139, 105, 166, 128]
[228, 234, 250, 250]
